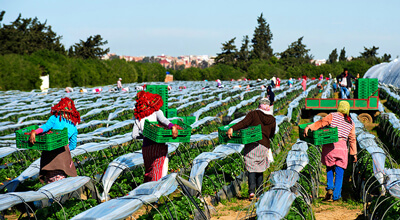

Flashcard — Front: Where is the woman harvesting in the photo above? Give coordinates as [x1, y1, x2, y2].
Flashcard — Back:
[303, 101, 357, 201]
[227, 98, 276, 200]
[29, 97, 80, 183]
[132, 91, 178, 182]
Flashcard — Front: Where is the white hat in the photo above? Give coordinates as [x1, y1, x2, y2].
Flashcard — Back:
[119, 78, 122, 80]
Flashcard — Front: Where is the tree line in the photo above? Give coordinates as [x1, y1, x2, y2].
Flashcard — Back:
[0, 11, 393, 91]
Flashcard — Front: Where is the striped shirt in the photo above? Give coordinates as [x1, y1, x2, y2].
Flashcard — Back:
[330, 112, 353, 140]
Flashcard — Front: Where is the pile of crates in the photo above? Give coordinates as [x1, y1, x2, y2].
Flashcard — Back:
[299, 123, 338, 145]
[357, 78, 378, 99]
[218, 124, 262, 144]
[146, 85, 168, 115]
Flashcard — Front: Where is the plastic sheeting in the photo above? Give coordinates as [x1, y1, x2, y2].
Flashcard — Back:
[256, 140, 310, 220]
[321, 80, 332, 99]
[364, 59, 400, 87]
[256, 170, 300, 220]
[6, 133, 134, 192]
[101, 143, 179, 201]
[189, 144, 244, 191]
[0, 176, 91, 211]
[72, 173, 183, 220]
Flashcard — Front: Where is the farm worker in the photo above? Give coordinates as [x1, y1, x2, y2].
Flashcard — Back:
[276, 78, 281, 88]
[329, 73, 332, 80]
[270, 76, 276, 88]
[65, 87, 73, 93]
[28, 97, 80, 183]
[301, 75, 307, 91]
[266, 85, 275, 115]
[288, 78, 293, 88]
[319, 74, 323, 81]
[131, 91, 178, 182]
[336, 68, 356, 99]
[117, 78, 122, 91]
[303, 101, 357, 202]
[227, 98, 276, 200]
[332, 79, 338, 93]
[216, 79, 222, 87]
[92, 88, 102, 94]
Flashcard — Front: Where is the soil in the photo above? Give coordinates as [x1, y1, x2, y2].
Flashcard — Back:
[314, 203, 363, 220]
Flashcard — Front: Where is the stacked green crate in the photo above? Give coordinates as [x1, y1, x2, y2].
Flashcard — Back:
[180, 116, 196, 125]
[357, 78, 370, 99]
[167, 108, 177, 118]
[146, 85, 168, 115]
[368, 78, 379, 96]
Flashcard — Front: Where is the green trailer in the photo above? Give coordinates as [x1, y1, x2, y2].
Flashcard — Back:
[304, 78, 379, 123]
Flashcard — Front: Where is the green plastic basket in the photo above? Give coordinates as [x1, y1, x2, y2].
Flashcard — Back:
[299, 123, 338, 145]
[180, 116, 196, 125]
[218, 124, 262, 144]
[143, 119, 191, 143]
[15, 125, 69, 151]
[302, 135, 339, 145]
[167, 108, 177, 118]
[146, 85, 169, 115]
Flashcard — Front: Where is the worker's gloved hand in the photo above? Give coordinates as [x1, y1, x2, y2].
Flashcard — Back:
[353, 155, 357, 163]
[172, 126, 178, 138]
[304, 126, 310, 137]
[29, 130, 36, 144]
[227, 128, 233, 139]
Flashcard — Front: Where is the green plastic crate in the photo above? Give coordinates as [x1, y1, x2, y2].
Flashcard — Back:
[146, 85, 169, 115]
[15, 125, 68, 151]
[218, 124, 262, 144]
[302, 135, 339, 145]
[299, 123, 338, 145]
[167, 108, 177, 118]
[143, 119, 191, 143]
[298, 123, 338, 138]
[180, 116, 196, 125]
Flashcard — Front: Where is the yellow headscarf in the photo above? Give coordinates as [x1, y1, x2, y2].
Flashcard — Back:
[338, 101, 350, 115]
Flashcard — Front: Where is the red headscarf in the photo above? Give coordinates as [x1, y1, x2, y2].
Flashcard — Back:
[302, 75, 307, 80]
[134, 91, 164, 121]
[51, 97, 80, 125]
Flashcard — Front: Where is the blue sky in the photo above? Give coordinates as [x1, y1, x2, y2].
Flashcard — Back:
[2, 0, 399, 59]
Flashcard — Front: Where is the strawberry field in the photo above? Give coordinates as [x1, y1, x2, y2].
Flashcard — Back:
[1, 79, 400, 219]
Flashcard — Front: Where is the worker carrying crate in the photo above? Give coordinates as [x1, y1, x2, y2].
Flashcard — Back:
[300, 101, 357, 202]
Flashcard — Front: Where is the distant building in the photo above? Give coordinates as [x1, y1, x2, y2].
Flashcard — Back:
[159, 59, 170, 67]
[312, 59, 327, 66]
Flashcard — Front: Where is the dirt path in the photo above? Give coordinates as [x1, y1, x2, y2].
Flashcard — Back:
[314, 203, 362, 220]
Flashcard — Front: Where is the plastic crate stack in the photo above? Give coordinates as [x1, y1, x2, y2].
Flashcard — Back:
[357, 78, 378, 99]
[146, 85, 168, 115]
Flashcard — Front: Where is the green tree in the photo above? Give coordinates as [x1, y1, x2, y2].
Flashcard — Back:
[68, 34, 110, 59]
[360, 46, 379, 59]
[0, 11, 65, 55]
[251, 13, 273, 60]
[382, 53, 391, 62]
[339, 47, 346, 62]
[279, 37, 313, 67]
[328, 48, 338, 64]
[237, 35, 251, 71]
[215, 37, 237, 66]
